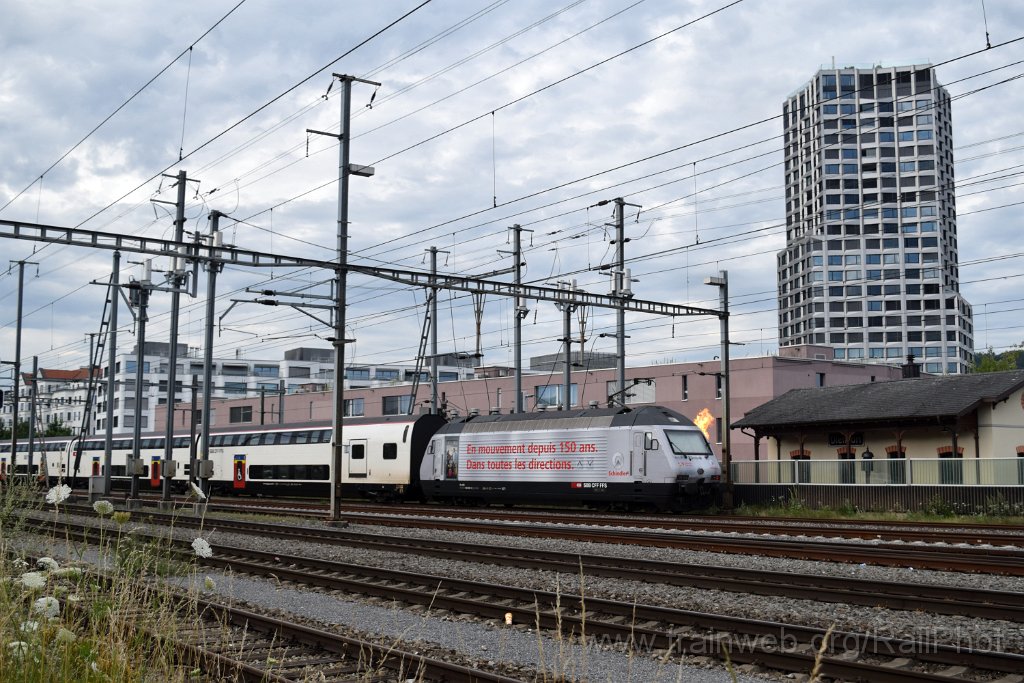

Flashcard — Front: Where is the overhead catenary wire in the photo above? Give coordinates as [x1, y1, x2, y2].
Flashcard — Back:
[0, 0, 249, 217]
[8, 26, 1024, 370]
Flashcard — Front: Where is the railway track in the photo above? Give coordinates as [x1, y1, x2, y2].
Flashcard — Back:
[178, 597, 525, 682]
[41, 509, 1024, 619]
[26, 515, 1024, 683]
[71, 572, 525, 682]
[64, 501, 1024, 574]
[130, 493, 1024, 547]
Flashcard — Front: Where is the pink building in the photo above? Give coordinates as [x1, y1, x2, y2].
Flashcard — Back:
[157, 346, 903, 465]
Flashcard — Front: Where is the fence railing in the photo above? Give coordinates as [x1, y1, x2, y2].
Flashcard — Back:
[731, 457, 1024, 486]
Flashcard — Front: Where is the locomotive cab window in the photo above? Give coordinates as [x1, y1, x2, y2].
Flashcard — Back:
[663, 430, 713, 458]
[644, 432, 660, 450]
[383, 443, 398, 460]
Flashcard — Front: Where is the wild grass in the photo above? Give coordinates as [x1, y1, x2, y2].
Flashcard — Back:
[0, 480, 226, 682]
[732, 500, 1024, 525]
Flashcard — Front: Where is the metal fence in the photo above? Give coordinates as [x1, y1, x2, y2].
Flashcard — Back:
[731, 457, 1024, 487]
[729, 457, 1024, 513]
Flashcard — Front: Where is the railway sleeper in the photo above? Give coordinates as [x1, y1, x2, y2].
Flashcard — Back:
[937, 666, 970, 678]
[236, 645, 293, 659]
[275, 656, 350, 672]
[317, 663, 364, 677]
[880, 657, 914, 669]
[204, 639, 277, 654]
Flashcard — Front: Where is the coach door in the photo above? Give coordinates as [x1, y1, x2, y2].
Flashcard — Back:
[150, 456, 161, 487]
[349, 439, 367, 478]
[233, 454, 247, 490]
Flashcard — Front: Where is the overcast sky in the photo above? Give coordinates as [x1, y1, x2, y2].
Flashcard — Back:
[2, 0, 1024, 390]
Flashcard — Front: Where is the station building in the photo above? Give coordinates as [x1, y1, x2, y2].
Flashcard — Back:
[732, 366, 1024, 509]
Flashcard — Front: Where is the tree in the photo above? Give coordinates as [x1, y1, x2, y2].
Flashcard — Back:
[0, 419, 31, 441]
[43, 418, 73, 437]
[974, 344, 1024, 373]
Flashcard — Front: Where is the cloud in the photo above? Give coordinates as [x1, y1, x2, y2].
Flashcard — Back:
[2, 0, 1024, 385]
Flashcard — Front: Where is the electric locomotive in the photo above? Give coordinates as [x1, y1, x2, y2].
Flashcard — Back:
[419, 405, 720, 511]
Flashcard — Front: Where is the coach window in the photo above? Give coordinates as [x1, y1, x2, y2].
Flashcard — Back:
[351, 444, 365, 460]
[383, 443, 398, 460]
[294, 431, 310, 444]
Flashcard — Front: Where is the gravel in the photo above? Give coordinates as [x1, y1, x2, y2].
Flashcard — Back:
[182, 572, 765, 683]
[15, 505, 1024, 681]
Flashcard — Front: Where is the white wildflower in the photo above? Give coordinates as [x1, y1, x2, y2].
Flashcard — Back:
[191, 538, 213, 559]
[33, 596, 60, 619]
[93, 500, 115, 516]
[18, 572, 46, 590]
[19, 620, 38, 633]
[12, 558, 28, 570]
[45, 484, 72, 505]
[189, 481, 207, 501]
[55, 628, 77, 644]
[8, 641, 28, 657]
[203, 576, 216, 591]
[36, 557, 59, 572]
[67, 594, 82, 604]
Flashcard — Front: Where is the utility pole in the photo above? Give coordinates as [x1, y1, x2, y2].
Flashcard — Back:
[556, 281, 577, 411]
[509, 225, 531, 413]
[613, 199, 627, 400]
[260, 388, 266, 426]
[103, 251, 120, 494]
[27, 356, 37, 478]
[278, 379, 285, 423]
[127, 260, 152, 503]
[610, 198, 640, 404]
[429, 247, 439, 414]
[330, 77, 354, 523]
[8, 259, 36, 476]
[161, 170, 188, 504]
[188, 374, 198, 490]
[310, 73, 379, 523]
[705, 271, 731, 483]
[198, 211, 223, 498]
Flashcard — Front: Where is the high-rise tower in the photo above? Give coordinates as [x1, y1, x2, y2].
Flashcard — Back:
[779, 65, 973, 374]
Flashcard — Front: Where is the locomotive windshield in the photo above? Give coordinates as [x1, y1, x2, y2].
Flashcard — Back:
[663, 430, 713, 458]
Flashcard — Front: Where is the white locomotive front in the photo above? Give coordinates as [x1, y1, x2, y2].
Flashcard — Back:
[420, 405, 720, 511]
